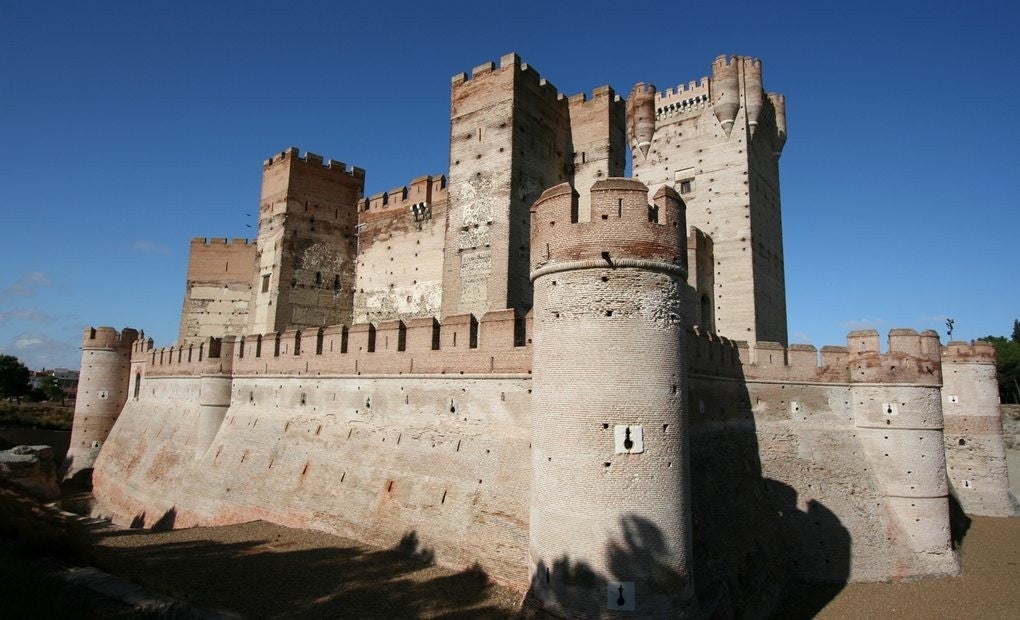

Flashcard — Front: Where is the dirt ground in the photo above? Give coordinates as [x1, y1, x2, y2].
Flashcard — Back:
[3, 449, 1017, 617]
[75, 512, 1019, 619]
[73, 448, 1020, 618]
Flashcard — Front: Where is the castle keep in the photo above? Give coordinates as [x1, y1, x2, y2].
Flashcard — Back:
[65, 53, 1015, 617]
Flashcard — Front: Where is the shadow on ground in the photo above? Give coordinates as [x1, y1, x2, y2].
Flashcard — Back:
[83, 521, 518, 618]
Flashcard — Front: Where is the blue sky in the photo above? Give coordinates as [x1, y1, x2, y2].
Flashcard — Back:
[1, 1, 1017, 369]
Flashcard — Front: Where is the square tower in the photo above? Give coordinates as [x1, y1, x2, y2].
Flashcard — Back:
[629, 56, 788, 344]
[248, 147, 365, 334]
[441, 54, 573, 318]
[442, 54, 627, 318]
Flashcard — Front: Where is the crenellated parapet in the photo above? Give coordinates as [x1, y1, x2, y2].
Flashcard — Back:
[142, 310, 531, 378]
[451, 52, 564, 105]
[654, 78, 711, 122]
[142, 336, 237, 377]
[942, 340, 997, 363]
[566, 85, 622, 107]
[83, 326, 139, 352]
[359, 175, 447, 218]
[189, 237, 252, 247]
[686, 328, 947, 385]
[530, 179, 686, 278]
[262, 146, 365, 179]
[845, 329, 942, 385]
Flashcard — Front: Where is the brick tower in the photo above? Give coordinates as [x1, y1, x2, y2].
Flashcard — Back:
[528, 180, 695, 617]
[248, 147, 365, 334]
[61, 327, 137, 483]
[442, 54, 627, 319]
[629, 56, 788, 344]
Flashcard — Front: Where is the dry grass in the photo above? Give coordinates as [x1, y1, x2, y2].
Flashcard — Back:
[0, 402, 74, 431]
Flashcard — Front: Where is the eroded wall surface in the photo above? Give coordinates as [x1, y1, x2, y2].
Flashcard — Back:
[354, 176, 447, 324]
[93, 327, 1002, 604]
[94, 373, 532, 585]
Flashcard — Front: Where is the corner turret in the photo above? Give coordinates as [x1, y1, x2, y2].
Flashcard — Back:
[62, 327, 138, 483]
[711, 55, 739, 137]
[626, 82, 657, 158]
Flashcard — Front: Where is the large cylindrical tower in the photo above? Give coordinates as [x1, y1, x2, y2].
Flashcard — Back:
[62, 326, 137, 483]
[528, 179, 695, 618]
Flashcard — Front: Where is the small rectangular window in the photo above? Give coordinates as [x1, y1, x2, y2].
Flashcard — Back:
[261, 274, 270, 292]
[679, 179, 693, 194]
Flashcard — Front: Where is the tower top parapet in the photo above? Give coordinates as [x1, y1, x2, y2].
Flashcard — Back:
[262, 146, 365, 179]
[530, 179, 685, 279]
[450, 52, 564, 105]
[82, 326, 138, 351]
[943, 340, 997, 363]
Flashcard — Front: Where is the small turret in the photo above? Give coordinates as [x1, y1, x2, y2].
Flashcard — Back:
[767, 92, 787, 154]
[711, 55, 739, 136]
[62, 327, 138, 484]
[626, 82, 657, 158]
[743, 58, 763, 137]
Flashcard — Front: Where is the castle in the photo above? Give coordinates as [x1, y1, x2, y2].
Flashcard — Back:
[64, 54, 1015, 617]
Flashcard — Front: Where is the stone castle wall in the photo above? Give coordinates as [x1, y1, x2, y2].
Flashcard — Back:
[92, 324, 994, 608]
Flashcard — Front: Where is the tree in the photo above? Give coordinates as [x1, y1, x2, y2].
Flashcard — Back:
[39, 375, 65, 405]
[0, 355, 31, 403]
[980, 329, 1020, 404]
[1012, 319, 1020, 344]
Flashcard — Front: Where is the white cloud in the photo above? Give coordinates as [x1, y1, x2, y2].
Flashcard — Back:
[840, 318, 885, 331]
[0, 308, 53, 324]
[0, 271, 51, 301]
[789, 330, 812, 344]
[132, 240, 169, 254]
[1, 332, 80, 370]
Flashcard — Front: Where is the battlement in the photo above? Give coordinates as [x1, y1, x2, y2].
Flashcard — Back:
[942, 340, 997, 363]
[189, 237, 252, 246]
[358, 175, 447, 216]
[141, 310, 532, 378]
[654, 77, 711, 120]
[530, 179, 686, 277]
[139, 335, 237, 376]
[686, 327, 944, 384]
[451, 52, 563, 102]
[262, 146, 365, 178]
[132, 336, 154, 355]
[566, 85, 621, 106]
[82, 326, 139, 351]
[712, 54, 761, 70]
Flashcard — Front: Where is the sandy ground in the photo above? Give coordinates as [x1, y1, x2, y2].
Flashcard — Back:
[73, 448, 1020, 618]
[82, 520, 523, 618]
[4, 448, 1017, 617]
[78, 513, 1019, 619]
